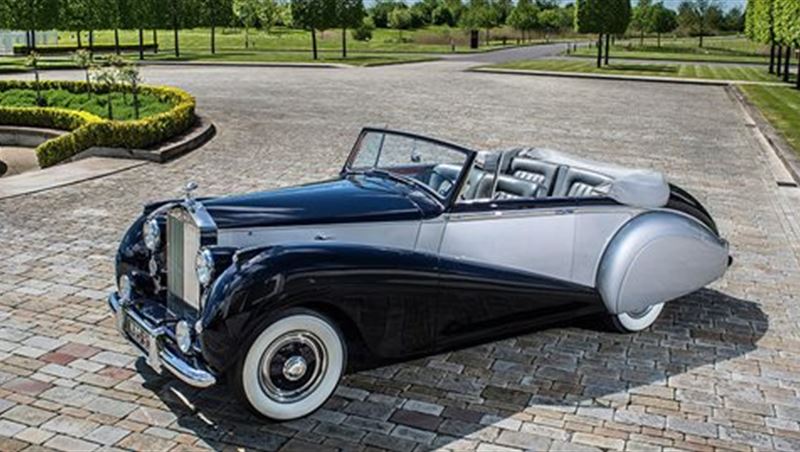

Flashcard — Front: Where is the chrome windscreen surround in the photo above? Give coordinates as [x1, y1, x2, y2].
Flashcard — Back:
[166, 202, 217, 312]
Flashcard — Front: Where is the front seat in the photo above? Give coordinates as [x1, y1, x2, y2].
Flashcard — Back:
[552, 167, 612, 198]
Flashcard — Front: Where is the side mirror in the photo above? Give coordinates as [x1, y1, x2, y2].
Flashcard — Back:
[411, 149, 421, 163]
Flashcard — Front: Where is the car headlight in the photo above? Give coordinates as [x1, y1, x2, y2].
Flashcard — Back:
[143, 218, 161, 251]
[118, 275, 132, 301]
[196, 248, 215, 286]
[175, 320, 192, 354]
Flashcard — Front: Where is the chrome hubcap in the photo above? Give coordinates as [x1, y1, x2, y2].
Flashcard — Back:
[283, 356, 308, 381]
[258, 331, 327, 403]
[626, 305, 653, 319]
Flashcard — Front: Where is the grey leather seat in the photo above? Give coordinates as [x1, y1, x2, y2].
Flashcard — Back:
[428, 164, 461, 196]
[508, 158, 559, 197]
[475, 174, 540, 200]
[552, 167, 612, 198]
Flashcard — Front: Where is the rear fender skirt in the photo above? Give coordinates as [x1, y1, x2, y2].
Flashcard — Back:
[596, 211, 729, 315]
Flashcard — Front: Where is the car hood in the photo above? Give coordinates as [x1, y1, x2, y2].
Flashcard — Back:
[201, 174, 440, 229]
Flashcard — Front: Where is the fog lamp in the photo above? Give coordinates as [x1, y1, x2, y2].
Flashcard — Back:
[176, 320, 192, 354]
[119, 275, 132, 301]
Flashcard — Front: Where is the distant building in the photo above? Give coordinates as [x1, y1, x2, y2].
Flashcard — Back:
[0, 31, 59, 55]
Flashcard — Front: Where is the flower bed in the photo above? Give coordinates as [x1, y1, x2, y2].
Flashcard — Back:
[0, 80, 196, 168]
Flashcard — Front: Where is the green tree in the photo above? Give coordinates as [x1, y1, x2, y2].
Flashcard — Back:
[388, 7, 413, 40]
[166, 0, 200, 57]
[370, 1, 405, 28]
[746, 0, 777, 73]
[575, 0, 631, 67]
[9, 0, 61, 49]
[537, 7, 569, 41]
[336, 0, 365, 58]
[677, 0, 719, 48]
[774, 0, 799, 87]
[234, 0, 276, 49]
[200, 0, 234, 54]
[648, 2, 677, 47]
[493, 0, 513, 25]
[461, 0, 499, 45]
[432, 5, 456, 26]
[507, 0, 539, 42]
[631, 0, 653, 45]
[24, 52, 43, 106]
[71, 49, 94, 87]
[722, 7, 745, 32]
[291, 0, 336, 60]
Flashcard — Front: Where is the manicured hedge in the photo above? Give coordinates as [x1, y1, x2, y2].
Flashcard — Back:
[0, 80, 196, 168]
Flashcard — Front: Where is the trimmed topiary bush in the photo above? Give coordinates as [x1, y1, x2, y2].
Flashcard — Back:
[0, 80, 196, 168]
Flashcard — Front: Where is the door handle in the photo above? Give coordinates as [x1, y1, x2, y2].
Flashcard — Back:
[314, 233, 333, 241]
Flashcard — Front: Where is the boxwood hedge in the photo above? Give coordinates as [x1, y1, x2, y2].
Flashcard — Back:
[0, 80, 196, 168]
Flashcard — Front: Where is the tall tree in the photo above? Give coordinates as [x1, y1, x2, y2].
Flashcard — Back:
[234, 0, 270, 49]
[200, 0, 234, 54]
[575, 0, 631, 67]
[336, 0, 365, 58]
[388, 7, 413, 40]
[291, 0, 336, 60]
[460, 0, 499, 46]
[167, 0, 200, 57]
[507, 0, 539, 42]
[774, 0, 799, 87]
[648, 2, 677, 47]
[631, 0, 653, 46]
[746, 0, 777, 73]
[493, 0, 513, 25]
[677, 0, 719, 48]
[9, 0, 61, 50]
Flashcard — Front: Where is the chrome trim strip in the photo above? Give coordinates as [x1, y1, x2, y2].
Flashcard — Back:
[107, 292, 217, 388]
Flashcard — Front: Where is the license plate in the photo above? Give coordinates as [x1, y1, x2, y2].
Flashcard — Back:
[124, 314, 152, 353]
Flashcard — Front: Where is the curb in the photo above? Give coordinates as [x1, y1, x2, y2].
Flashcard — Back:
[470, 67, 787, 87]
[72, 115, 216, 164]
[140, 60, 348, 69]
[728, 85, 800, 186]
[562, 54, 774, 67]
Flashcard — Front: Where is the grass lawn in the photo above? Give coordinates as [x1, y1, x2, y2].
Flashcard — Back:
[145, 50, 438, 67]
[0, 88, 174, 120]
[55, 26, 525, 55]
[570, 36, 771, 64]
[489, 59, 793, 83]
[740, 85, 800, 157]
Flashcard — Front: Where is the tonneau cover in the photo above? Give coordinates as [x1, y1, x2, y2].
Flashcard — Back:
[518, 148, 670, 208]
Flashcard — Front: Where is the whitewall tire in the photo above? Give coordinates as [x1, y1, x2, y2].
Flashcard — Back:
[233, 310, 346, 420]
[609, 303, 664, 333]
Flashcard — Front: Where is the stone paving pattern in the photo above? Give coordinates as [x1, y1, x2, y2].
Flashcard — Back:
[0, 55, 799, 451]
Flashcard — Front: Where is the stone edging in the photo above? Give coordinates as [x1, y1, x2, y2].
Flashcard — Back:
[470, 67, 787, 87]
[728, 85, 800, 186]
[70, 115, 216, 164]
[0, 125, 65, 148]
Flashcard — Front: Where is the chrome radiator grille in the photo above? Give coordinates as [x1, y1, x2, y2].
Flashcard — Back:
[167, 209, 201, 308]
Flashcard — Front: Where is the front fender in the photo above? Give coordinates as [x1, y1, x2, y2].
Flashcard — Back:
[597, 211, 729, 315]
[198, 243, 439, 373]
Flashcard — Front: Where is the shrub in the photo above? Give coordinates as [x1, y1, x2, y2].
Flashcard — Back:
[0, 80, 196, 168]
[352, 17, 375, 41]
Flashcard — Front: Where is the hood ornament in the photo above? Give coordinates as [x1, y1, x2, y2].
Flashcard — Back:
[183, 181, 199, 206]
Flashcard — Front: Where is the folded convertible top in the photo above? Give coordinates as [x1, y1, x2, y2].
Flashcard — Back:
[518, 148, 671, 209]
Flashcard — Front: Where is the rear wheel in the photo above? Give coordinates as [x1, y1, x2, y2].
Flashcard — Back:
[608, 303, 664, 333]
[231, 309, 346, 420]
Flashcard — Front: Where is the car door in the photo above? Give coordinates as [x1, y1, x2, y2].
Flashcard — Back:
[433, 200, 582, 347]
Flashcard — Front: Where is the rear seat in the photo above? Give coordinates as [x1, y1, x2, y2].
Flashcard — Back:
[508, 158, 559, 197]
[474, 174, 540, 200]
[551, 167, 612, 198]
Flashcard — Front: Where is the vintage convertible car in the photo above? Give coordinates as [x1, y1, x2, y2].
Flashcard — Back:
[108, 128, 730, 420]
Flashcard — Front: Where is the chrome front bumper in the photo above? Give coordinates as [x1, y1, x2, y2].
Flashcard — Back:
[108, 292, 216, 388]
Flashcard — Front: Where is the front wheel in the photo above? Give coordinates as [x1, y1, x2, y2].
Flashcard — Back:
[608, 303, 664, 333]
[231, 310, 346, 420]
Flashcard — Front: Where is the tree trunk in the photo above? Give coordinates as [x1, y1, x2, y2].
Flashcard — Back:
[777, 45, 783, 76]
[784, 46, 791, 83]
[796, 50, 800, 89]
[25, 31, 31, 49]
[311, 28, 318, 60]
[604, 34, 610, 65]
[138, 29, 144, 60]
[153, 30, 158, 54]
[596, 33, 602, 68]
[640, 29, 644, 46]
[486, 28, 491, 46]
[34, 69, 42, 106]
[77, 31, 82, 48]
[657, 33, 661, 47]
[107, 92, 113, 120]
[211, 24, 216, 54]
[699, 33, 703, 48]
[174, 22, 180, 57]
[113, 29, 119, 54]
[769, 42, 776, 74]
[245, 27, 249, 49]
[341, 28, 347, 58]
[31, 30, 36, 49]
[89, 30, 94, 53]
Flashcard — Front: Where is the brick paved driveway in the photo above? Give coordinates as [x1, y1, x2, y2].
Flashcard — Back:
[1, 59, 799, 451]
